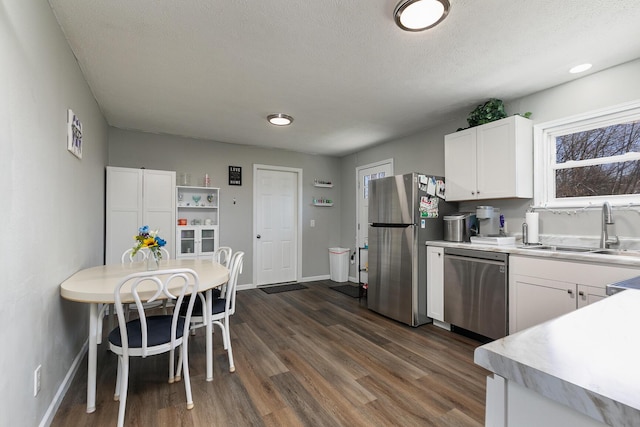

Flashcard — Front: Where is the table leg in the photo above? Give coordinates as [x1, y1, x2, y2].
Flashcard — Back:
[87, 303, 98, 413]
[205, 289, 213, 381]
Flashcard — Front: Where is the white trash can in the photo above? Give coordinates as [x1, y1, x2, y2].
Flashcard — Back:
[329, 247, 350, 282]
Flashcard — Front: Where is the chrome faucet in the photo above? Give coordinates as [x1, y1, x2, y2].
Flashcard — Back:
[600, 201, 619, 249]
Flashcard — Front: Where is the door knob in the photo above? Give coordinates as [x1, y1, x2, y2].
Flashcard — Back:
[256, 234, 261, 239]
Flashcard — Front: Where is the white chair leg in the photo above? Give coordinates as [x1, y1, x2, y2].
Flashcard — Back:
[224, 318, 235, 373]
[215, 321, 229, 350]
[181, 343, 194, 410]
[168, 348, 175, 384]
[117, 358, 129, 427]
[175, 346, 183, 382]
[114, 356, 122, 401]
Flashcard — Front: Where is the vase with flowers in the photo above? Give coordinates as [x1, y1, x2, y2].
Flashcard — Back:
[131, 225, 167, 271]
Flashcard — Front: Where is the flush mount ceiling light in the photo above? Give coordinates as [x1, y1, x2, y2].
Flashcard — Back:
[267, 113, 294, 126]
[569, 63, 592, 74]
[394, 0, 450, 32]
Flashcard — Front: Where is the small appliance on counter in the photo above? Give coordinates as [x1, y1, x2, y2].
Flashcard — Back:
[443, 213, 477, 242]
[476, 206, 500, 236]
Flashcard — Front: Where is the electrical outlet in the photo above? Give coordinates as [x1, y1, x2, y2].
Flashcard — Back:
[34, 365, 41, 397]
[310, 220, 315, 228]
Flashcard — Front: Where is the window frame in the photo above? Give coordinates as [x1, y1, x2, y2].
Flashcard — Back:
[533, 99, 640, 208]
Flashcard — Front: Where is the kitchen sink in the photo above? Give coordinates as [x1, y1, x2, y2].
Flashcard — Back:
[519, 245, 594, 253]
[519, 245, 640, 258]
[588, 249, 640, 257]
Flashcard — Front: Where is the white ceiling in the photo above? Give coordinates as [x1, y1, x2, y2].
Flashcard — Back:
[48, 0, 640, 157]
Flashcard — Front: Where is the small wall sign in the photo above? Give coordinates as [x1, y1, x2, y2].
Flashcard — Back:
[67, 109, 82, 159]
[229, 166, 242, 186]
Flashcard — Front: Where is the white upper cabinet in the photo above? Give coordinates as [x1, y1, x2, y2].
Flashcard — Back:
[444, 115, 533, 201]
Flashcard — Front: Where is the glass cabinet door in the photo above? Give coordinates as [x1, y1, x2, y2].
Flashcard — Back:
[200, 227, 216, 255]
[179, 228, 196, 256]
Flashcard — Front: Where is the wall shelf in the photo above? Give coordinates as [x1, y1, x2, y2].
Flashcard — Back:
[313, 179, 333, 188]
[313, 202, 334, 207]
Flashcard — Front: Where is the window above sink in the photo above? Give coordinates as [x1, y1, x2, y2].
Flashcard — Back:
[534, 99, 640, 208]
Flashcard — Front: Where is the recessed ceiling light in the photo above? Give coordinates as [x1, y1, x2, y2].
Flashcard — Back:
[569, 63, 592, 74]
[394, 0, 450, 32]
[267, 113, 293, 126]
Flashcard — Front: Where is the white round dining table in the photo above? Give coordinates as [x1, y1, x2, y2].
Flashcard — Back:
[60, 258, 229, 413]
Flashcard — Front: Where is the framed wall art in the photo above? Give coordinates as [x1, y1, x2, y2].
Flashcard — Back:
[229, 166, 242, 186]
[67, 109, 82, 159]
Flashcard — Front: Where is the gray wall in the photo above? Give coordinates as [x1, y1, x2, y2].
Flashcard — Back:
[108, 129, 343, 283]
[1, 2, 108, 425]
[339, 58, 640, 262]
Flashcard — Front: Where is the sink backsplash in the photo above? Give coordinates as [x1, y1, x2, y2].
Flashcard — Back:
[459, 199, 640, 250]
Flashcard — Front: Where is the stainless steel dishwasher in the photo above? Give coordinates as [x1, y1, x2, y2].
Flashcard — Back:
[443, 247, 508, 340]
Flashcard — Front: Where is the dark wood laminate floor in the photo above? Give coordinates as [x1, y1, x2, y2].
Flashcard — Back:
[52, 280, 489, 426]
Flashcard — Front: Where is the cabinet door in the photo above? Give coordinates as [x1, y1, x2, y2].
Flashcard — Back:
[426, 246, 444, 321]
[444, 128, 477, 201]
[476, 118, 516, 199]
[198, 226, 218, 258]
[511, 275, 576, 333]
[576, 284, 607, 309]
[143, 170, 176, 257]
[177, 227, 197, 258]
[106, 167, 143, 265]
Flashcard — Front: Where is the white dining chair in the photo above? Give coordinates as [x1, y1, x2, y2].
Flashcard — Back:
[212, 246, 233, 267]
[212, 246, 232, 298]
[178, 251, 244, 375]
[108, 268, 199, 427]
[122, 247, 173, 319]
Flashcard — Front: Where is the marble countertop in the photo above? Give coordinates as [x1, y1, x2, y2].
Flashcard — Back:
[425, 240, 640, 267]
[474, 290, 640, 426]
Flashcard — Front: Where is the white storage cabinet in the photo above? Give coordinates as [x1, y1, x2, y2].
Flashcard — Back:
[444, 115, 533, 201]
[105, 167, 176, 265]
[176, 186, 220, 259]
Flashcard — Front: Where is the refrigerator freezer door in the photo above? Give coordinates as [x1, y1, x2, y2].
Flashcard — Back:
[368, 224, 417, 325]
[369, 174, 416, 225]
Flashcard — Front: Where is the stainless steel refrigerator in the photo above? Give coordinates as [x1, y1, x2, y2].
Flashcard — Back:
[368, 173, 455, 326]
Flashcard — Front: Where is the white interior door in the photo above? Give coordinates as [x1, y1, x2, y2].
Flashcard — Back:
[254, 166, 300, 286]
[356, 160, 393, 281]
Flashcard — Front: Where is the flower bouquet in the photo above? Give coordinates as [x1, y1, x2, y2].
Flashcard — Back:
[132, 226, 167, 269]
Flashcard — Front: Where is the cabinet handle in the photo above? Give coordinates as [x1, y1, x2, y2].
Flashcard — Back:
[578, 291, 585, 297]
[567, 289, 573, 295]
[437, 253, 441, 257]
[256, 234, 261, 239]
[471, 191, 475, 195]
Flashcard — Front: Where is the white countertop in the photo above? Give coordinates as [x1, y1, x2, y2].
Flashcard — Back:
[474, 289, 640, 426]
[425, 240, 640, 267]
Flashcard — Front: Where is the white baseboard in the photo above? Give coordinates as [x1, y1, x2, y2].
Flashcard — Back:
[300, 275, 330, 282]
[39, 340, 88, 427]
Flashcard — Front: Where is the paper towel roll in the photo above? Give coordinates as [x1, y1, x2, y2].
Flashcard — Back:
[526, 212, 539, 244]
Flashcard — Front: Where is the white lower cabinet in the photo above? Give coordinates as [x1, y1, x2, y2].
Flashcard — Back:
[176, 225, 218, 259]
[511, 275, 578, 332]
[426, 246, 445, 322]
[510, 256, 639, 333]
